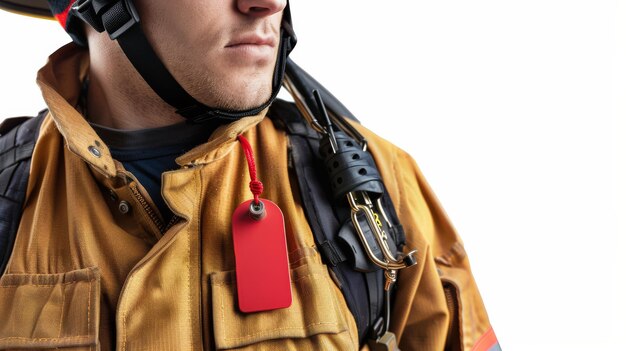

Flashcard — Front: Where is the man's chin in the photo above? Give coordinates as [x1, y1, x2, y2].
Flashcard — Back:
[207, 89, 272, 112]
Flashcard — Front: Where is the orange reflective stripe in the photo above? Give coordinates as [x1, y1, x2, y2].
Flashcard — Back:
[471, 326, 500, 351]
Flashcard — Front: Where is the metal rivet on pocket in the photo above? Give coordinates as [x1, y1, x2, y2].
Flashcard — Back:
[88, 145, 101, 158]
[118, 201, 131, 214]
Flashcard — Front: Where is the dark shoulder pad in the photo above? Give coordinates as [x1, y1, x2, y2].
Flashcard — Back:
[0, 117, 32, 136]
[0, 109, 48, 172]
[0, 108, 47, 276]
[0, 108, 48, 136]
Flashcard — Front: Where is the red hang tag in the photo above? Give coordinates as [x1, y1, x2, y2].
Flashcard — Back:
[232, 198, 292, 313]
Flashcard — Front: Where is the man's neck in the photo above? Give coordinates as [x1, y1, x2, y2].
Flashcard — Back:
[85, 67, 187, 131]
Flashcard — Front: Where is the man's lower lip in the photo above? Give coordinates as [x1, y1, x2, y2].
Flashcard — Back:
[225, 44, 273, 59]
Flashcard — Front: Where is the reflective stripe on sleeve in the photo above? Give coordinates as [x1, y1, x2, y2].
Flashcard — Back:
[471, 326, 502, 351]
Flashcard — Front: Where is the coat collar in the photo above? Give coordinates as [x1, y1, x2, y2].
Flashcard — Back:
[37, 43, 267, 177]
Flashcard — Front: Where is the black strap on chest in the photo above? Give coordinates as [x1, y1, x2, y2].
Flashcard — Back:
[268, 100, 407, 346]
[0, 109, 46, 276]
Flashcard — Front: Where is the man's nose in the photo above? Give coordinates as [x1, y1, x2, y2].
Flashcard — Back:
[237, 0, 286, 17]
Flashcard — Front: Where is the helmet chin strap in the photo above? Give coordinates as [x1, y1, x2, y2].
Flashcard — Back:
[72, 0, 297, 124]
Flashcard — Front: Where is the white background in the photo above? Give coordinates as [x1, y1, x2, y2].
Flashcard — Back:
[0, 1, 624, 350]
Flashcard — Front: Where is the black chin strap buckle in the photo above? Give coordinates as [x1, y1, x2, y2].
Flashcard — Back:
[101, 0, 141, 40]
[71, 0, 140, 40]
[72, 0, 104, 32]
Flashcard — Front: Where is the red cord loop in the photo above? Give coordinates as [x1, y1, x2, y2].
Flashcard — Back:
[237, 135, 263, 204]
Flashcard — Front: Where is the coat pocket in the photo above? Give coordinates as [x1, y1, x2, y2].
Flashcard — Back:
[0, 267, 100, 350]
[439, 266, 495, 351]
[442, 279, 462, 351]
[210, 256, 355, 350]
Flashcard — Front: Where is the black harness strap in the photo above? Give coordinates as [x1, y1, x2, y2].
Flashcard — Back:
[269, 99, 407, 345]
[0, 110, 46, 276]
[288, 125, 377, 343]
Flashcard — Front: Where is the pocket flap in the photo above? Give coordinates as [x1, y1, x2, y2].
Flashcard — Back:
[0, 267, 100, 349]
[210, 258, 348, 349]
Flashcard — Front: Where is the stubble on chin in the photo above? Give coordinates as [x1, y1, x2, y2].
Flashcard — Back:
[174, 56, 275, 111]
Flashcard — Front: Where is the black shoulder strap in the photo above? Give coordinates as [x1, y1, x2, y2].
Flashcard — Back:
[268, 100, 406, 346]
[0, 109, 47, 276]
[285, 59, 359, 123]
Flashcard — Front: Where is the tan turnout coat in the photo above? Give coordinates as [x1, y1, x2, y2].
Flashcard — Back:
[0, 44, 496, 351]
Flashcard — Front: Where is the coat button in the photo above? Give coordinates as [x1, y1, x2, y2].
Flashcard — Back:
[88, 145, 102, 158]
[118, 201, 131, 214]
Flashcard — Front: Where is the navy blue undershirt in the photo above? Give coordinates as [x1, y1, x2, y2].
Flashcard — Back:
[91, 120, 223, 223]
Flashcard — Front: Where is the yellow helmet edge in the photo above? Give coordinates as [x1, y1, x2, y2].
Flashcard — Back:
[0, 0, 53, 19]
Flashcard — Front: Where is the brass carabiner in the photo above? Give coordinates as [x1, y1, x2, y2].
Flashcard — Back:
[347, 192, 417, 271]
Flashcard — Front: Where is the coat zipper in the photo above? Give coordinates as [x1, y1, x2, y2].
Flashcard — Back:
[129, 184, 166, 233]
[164, 213, 181, 232]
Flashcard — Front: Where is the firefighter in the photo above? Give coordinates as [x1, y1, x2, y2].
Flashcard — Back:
[0, 1, 499, 350]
